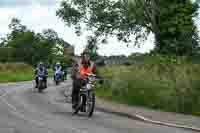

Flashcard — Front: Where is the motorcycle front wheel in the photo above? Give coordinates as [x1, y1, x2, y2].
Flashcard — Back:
[38, 81, 43, 93]
[86, 92, 95, 117]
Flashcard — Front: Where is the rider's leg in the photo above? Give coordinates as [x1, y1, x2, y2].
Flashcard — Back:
[72, 79, 81, 109]
[43, 76, 47, 88]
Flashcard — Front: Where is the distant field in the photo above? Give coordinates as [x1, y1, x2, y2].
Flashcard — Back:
[95, 64, 200, 116]
[0, 63, 53, 83]
[0, 63, 34, 82]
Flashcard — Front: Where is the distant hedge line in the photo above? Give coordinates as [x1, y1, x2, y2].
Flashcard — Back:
[0, 48, 40, 65]
[0, 48, 72, 66]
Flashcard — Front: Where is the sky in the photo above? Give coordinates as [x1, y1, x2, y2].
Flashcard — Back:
[0, 0, 199, 56]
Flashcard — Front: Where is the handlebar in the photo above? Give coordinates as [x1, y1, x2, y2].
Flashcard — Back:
[84, 73, 104, 84]
[85, 73, 96, 77]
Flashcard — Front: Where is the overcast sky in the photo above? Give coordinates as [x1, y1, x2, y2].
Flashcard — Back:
[0, 0, 199, 56]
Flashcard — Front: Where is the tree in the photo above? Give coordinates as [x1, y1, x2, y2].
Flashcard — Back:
[42, 29, 59, 41]
[155, 0, 199, 55]
[84, 36, 99, 60]
[1, 18, 67, 65]
[57, 0, 199, 56]
[8, 18, 27, 32]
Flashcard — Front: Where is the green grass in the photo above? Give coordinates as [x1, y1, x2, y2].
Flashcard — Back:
[0, 63, 34, 82]
[47, 69, 53, 77]
[0, 63, 53, 83]
[0, 70, 33, 83]
[95, 64, 200, 116]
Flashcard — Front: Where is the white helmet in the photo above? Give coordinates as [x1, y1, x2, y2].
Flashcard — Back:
[38, 62, 44, 67]
[56, 62, 61, 65]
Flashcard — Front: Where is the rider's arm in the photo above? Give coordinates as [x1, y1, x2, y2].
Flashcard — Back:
[71, 63, 79, 79]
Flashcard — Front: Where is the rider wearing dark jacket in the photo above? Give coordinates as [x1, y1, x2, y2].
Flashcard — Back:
[35, 62, 48, 88]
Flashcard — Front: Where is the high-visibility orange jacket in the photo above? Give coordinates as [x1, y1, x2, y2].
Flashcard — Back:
[79, 64, 94, 79]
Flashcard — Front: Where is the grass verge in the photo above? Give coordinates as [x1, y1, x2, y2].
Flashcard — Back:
[0, 63, 33, 82]
[0, 63, 53, 83]
[95, 64, 200, 116]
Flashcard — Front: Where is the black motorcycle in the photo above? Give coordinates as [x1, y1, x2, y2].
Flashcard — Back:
[54, 70, 63, 85]
[38, 75, 46, 93]
[73, 73, 97, 117]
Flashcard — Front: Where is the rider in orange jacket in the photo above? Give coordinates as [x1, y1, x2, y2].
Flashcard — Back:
[72, 52, 95, 110]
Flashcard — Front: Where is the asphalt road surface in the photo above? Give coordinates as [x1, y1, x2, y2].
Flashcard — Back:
[0, 80, 197, 133]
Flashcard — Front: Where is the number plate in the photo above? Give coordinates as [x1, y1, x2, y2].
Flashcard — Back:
[87, 84, 91, 89]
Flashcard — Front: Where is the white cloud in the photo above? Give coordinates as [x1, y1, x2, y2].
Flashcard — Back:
[98, 34, 155, 56]
[0, 7, 18, 33]
[0, 0, 56, 7]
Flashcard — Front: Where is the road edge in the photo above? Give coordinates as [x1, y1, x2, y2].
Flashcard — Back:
[95, 106, 200, 132]
[63, 87, 200, 132]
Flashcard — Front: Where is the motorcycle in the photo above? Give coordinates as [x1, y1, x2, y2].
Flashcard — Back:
[37, 75, 46, 93]
[54, 70, 63, 85]
[73, 73, 97, 117]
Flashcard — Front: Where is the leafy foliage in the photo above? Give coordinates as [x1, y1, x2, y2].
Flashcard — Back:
[57, 0, 199, 56]
[83, 36, 99, 60]
[0, 18, 71, 66]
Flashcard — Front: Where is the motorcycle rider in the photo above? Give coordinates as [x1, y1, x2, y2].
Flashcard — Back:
[35, 62, 48, 88]
[53, 62, 63, 81]
[71, 52, 96, 110]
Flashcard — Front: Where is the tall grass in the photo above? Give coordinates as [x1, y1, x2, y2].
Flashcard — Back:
[0, 63, 34, 82]
[0, 63, 33, 71]
[96, 64, 200, 115]
[0, 63, 53, 82]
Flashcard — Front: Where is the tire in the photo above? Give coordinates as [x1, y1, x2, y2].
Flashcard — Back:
[55, 75, 60, 85]
[56, 80, 59, 85]
[87, 92, 95, 117]
[38, 81, 43, 93]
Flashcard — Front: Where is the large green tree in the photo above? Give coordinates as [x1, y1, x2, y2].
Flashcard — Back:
[57, 0, 199, 56]
[0, 18, 70, 65]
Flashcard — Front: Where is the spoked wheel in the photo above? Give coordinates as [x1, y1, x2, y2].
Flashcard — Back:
[86, 92, 95, 117]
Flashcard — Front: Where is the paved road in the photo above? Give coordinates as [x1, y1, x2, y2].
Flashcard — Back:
[0, 80, 197, 133]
